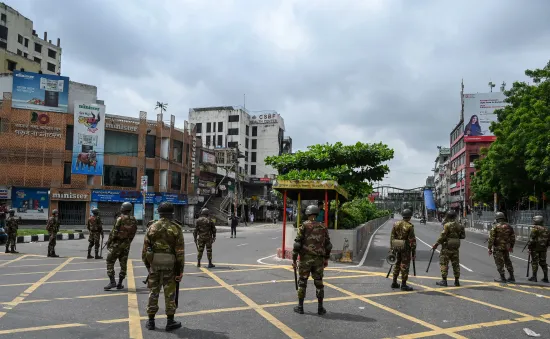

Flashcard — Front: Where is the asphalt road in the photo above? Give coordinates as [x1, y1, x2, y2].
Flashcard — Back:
[1, 220, 549, 339]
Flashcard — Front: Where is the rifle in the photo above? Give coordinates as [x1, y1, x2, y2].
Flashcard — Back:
[386, 264, 393, 279]
[413, 257, 416, 277]
[293, 262, 298, 290]
[522, 242, 530, 278]
[143, 274, 149, 285]
[100, 233, 105, 257]
[175, 265, 181, 308]
[426, 248, 435, 273]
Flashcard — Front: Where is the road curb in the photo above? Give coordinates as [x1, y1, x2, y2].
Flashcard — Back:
[16, 232, 85, 244]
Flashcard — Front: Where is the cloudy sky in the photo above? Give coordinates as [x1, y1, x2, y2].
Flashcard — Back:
[11, 0, 550, 189]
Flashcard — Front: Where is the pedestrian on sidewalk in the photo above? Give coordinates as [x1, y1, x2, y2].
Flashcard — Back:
[230, 214, 238, 238]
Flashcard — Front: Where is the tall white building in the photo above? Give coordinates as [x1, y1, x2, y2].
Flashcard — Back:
[433, 147, 450, 211]
[188, 106, 286, 179]
[0, 2, 62, 75]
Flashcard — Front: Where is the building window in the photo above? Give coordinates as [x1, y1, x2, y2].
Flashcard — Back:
[47, 62, 55, 72]
[34, 43, 42, 53]
[23, 52, 28, 58]
[228, 128, 238, 135]
[65, 125, 73, 150]
[245, 164, 248, 174]
[104, 166, 138, 188]
[245, 151, 248, 162]
[171, 171, 182, 190]
[1, 14, 6, 22]
[228, 115, 239, 122]
[145, 134, 156, 158]
[252, 139, 257, 149]
[218, 122, 223, 132]
[48, 48, 57, 59]
[18, 34, 23, 44]
[145, 169, 155, 187]
[252, 126, 257, 136]
[205, 135, 211, 146]
[7, 60, 16, 71]
[34, 56, 41, 63]
[251, 152, 257, 162]
[251, 165, 256, 175]
[217, 135, 223, 146]
[16, 49, 22, 56]
[228, 141, 238, 149]
[246, 125, 249, 136]
[195, 123, 202, 133]
[105, 130, 139, 156]
[245, 138, 249, 148]
[173, 140, 183, 163]
[24, 38, 28, 47]
[0, 25, 7, 40]
[0, 41, 6, 49]
[206, 122, 211, 133]
[63, 162, 71, 184]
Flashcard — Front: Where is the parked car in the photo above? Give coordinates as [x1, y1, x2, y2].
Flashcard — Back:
[0, 226, 6, 245]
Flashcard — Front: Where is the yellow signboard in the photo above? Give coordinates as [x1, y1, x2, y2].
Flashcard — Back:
[272, 180, 348, 200]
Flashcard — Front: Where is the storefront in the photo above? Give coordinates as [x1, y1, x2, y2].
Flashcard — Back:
[11, 187, 49, 220]
[0, 186, 11, 205]
[50, 188, 90, 226]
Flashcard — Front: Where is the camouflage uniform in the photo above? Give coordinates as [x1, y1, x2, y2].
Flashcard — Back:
[292, 205, 332, 315]
[105, 212, 138, 290]
[435, 220, 465, 286]
[193, 213, 216, 267]
[528, 220, 549, 283]
[5, 213, 19, 253]
[488, 216, 515, 282]
[46, 213, 60, 257]
[87, 214, 103, 259]
[390, 215, 416, 291]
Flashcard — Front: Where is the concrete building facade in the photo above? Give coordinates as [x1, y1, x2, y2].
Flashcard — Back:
[433, 147, 450, 211]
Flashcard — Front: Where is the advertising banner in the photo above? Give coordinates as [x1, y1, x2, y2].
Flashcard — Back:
[89, 201, 98, 216]
[91, 190, 188, 205]
[72, 101, 106, 175]
[11, 70, 69, 113]
[134, 203, 143, 220]
[11, 187, 49, 220]
[202, 151, 216, 164]
[463, 92, 509, 142]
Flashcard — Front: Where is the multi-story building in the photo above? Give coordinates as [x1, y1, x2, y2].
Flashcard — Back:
[0, 3, 62, 75]
[433, 147, 450, 211]
[0, 71, 195, 226]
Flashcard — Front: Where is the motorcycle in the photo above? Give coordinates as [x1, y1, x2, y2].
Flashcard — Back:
[419, 218, 426, 224]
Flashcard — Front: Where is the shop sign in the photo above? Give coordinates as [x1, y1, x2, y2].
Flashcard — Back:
[0, 187, 11, 200]
[11, 187, 49, 220]
[50, 189, 90, 201]
[250, 177, 272, 184]
[91, 190, 187, 205]
[14, 123, 62, 138]
[251, 113, 279, 124]
[105, 122, 138, 132]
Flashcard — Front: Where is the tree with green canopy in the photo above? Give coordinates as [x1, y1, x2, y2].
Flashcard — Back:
[471, 60, 550, 208]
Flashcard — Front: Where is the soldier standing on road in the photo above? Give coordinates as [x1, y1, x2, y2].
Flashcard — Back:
[142, 202, 184, 331]
[390, 208, 416, 291]
[488, 211, 515, 283]
[292, 205, 332, 315]
[432, 210, 465, 287]
[193, 208, 216, 268]
[5, 210, 19, 253]
[230, 214, 238, 238]
[104, 202, 138, 291]
[527, 215, 549, 283]
[87, 208, 103, 259]
[46, 209, 60, 257]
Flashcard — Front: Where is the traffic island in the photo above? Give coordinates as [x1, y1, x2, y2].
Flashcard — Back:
[15, 232, 85, 244]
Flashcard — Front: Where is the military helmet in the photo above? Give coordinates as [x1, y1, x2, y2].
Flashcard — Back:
[158, 202, 175, 215]
[446, 210, 457, 218]
[8, 209, 15, 215]
[305, 205, 320, 216]
[52, 209, 58, 215]
[91, 208, 99, 215]
[402, 209, 412, 218]
[495, 211, 506, 221]
[403, 202, 413, 210]
[120, 202, 133, 213]
[200, 208, 209, 216]
[533, 215, 544, 225]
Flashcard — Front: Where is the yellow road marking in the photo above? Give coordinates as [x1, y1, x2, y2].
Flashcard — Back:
[0, 323, 87, 335]
[127, 260, 143, 339]
[0, 254, 29, 267]
[0, 257, 73, 318]
[0, 266, 104, 276]
[187, 261, 284, 268]
[542, 313, 550, 319]
[493, 283, 550, 299]
[201, 267, 303, 339]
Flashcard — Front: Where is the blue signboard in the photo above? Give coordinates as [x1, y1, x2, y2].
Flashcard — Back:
[12, 71, 70, 113]
[91, 190, 187, 205]
[11, 187, 49, 220]
[423, 189, 437, 211]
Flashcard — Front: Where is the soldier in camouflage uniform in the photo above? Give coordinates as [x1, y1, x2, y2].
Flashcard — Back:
[292, 205, 332, 315]
[527, 215, 549, 283]
[87, 208, 103, 259]
[488, 211, 515, 283]
[142, 202, 185, 331]
[46, 209, 60, 257]
[193, 208, 216, 268]
[390, 208, 416, 291]
[104, 202, 138, 290]
[432, 210, 465, 287]
[5, 210, 19, 253]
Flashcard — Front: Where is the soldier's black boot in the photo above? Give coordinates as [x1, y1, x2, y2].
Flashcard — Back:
[293, 298, 304, 314]
[454, 278, 460, 287]
[208, 260, 215, 268]
[494, 273, 507, 283]
[94, 249, 102, 260]
[104, 276, 117, 290]
[317, 298, 326, 315]
[165, 315, 182, 331]
[507, 272, 515, 283]
[87, 248, 93, 259]
[116, 277, 125, 290]
[400, 280, 413, 291]
[542, 271, 549, 283]
[10, 246, 18, 254]
[436, 278, 447, 287]
[528, 272, 537, 282]
[145, 315, 155, 330]
[196, 260, 201, 267]
[5, 245, 9, 253]
[50, 250, 59, 258]
[391, 276, 400, 289]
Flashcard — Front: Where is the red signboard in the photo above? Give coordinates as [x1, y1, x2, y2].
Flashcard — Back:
[464, 136, 496, 143]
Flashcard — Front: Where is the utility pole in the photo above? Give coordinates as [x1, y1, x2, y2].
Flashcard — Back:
[234, 145, 240, 218]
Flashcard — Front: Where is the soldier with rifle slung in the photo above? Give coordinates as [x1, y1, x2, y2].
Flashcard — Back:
[390, 208, 416, 291]
[432, 210, 465, 287]
[193, 208, 216, 268]
[488, 212, 515, 283]
[527, 215, 549, 283]
[142, 202, 184, 331]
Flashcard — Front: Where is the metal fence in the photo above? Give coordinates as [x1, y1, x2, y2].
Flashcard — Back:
[466, 209, 550, 242]
[355, 215, 391, 259]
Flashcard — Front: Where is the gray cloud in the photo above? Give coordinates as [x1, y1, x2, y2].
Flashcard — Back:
[10, 0, 550, 189]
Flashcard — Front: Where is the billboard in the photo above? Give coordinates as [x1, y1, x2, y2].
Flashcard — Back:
[11, 70, 70, 113]
[11, 187, 49, 220]
[463, 92, 509, 142]
[71, 101, 106, 175]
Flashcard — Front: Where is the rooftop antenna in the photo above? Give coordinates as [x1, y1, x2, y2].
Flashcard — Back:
[488, 81, 495, 92]
[500, 81, 506, 92]
[243, 94, 246, 109]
